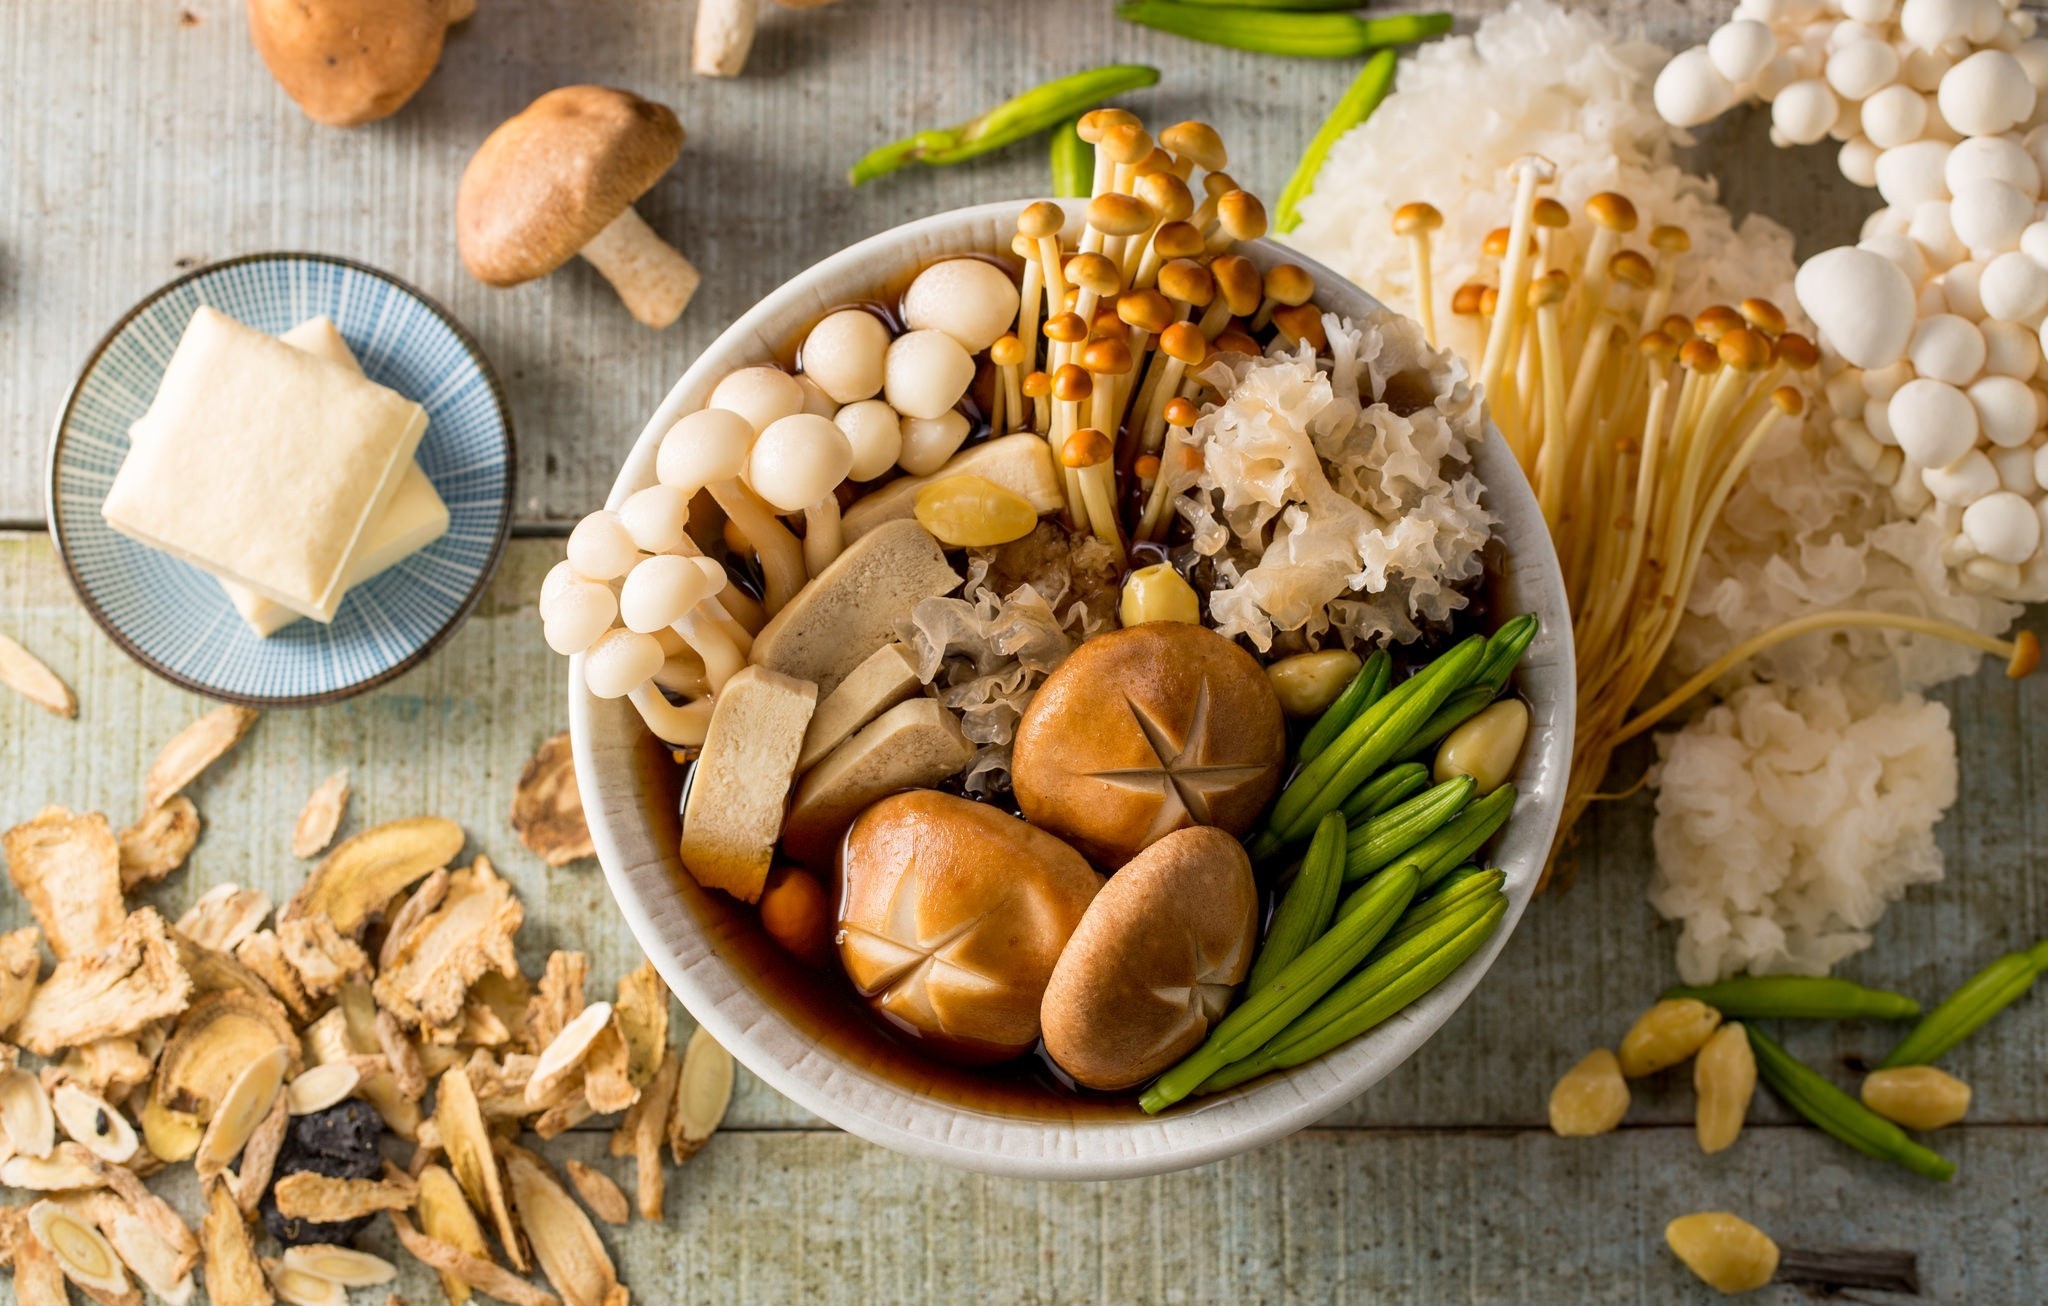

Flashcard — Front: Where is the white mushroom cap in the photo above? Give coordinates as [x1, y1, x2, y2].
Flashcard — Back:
[2023, 219, 2048, 267]
[1979, 249, 2048, 320]
[584, 626, 664, 698]
[1876, 140, 1954, 208]
[1826, 368, 1870, 419]
[708, 367, 805, 435]
[793, 373, 839, 419]
[1944, 258, 1988, 318]
[1862, 231, 1930, 283]
[1842, 0, 1897, 20]
[748, 414, 854, 511]
[1923, 446, 2001, 503]
[1655, 47, 1743, 127]
[834, 399, 904, 481]
[1709, 21, 1777, 84]
[1950, 179, 2034, 256]
[1890, 377, 1981, 465]
[1773, 79, 1840, 145]
[1989, 441, 2041, 491]
[540, 569, 618, 655]
[566, 510, 640, 580]
[1947, 134, 2041, 197]
[1902, 0, 1976, 52]
[883, 329, 976, 420]
[619, 552, 719, 633]
[1910, 313, 1988, 383]
[1969, 373, 2041, 444]
[657, 407, 755, 491]
[800, 309, 892, 405]
[616, 483, 691, 553]
[1982, 317, 2043, 374]
[1795, 245, 1919, 367]
[1908, 199, 1966, 270]
[1824, 17, 1883, 52]
[902, 259, 1022, 353]
[2016, 37, 2048, 93]
[1865, 392, 1898, 444]
[896, 411, 972, 477]
[1827, 38, 1901, 101]
[1901, 47, 1953, 93]
[1965, 489, 2044, 560]
[1919, 278, 1953, 318]
[1862, 84, 1930, 149]
[1753, 53, 1800, 98]
[1939, 51, 2036, 137]
[1863, 359, 1916, 402]
[2035, 437, 2048, 488]
[1841, 136, 1882, 187]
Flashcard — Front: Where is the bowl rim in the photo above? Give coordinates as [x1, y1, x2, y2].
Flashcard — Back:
[572, 199, 1577, 1180]
[44, 251, 517, 709]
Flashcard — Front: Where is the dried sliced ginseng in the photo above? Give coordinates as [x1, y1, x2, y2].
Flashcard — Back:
[144, 705, 260, 812]
[670, 1024, 734, 1162]
[27, 1199, 129, 1297]
[3, 807, 126, 961]
[564, 1160, 630, 1226]
[434, 1065, 523, 1271]
[0, 925, 41, 1030]
[202, 1179, 272, 1306]
[280, 1243, 399, 1287]
[277, 916, 373, 1001]
[389, 1211, 558, 1306]
[511, 733, 593, 867]
[269, 1256, 349, 1306]
[612, 961, 669, 1089]
[414, 1165, 490, 1306]
[194, 1045, 289, 1180]
[0, 633, 76, 718]
[286, 817, 464, 936]
[503, 1146, 626, 1306]
[154, 990, 298, 1124]
[1, 1142, 105, 1190]
[292, 770, 351, 860]
[233, 1091, 290, 1217]
[580, 1018, 639, 1116]
[613, 1050, 678, 1220]
[49, 1083, 138, 1165]
[0, 1063, 56, 1158]
[525, 951, 588, 1050]
[287, 1063, 362, 1117]
[376, 869, 449, 976]
[116, 795, 201, 890]
[175, 885, 273, 954]
[373, 858, 523, 1034]
[15, 909, 194, 1057]
[272, 1169, 417, 1223]
[525, 1002, 613, 1110]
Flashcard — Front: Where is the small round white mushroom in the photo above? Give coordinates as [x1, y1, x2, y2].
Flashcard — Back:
[1709, 20, 1778, 84]
[897, 411, 972, 477]
[566, 510, 640, 580]
[799, 309, 891, 405]
[1961, 487, 2043, 559]
[1862, 84, 1930, 149]
[708, 366, 805, 435]
[1989, 441, 2041, 491]
[1862, 231, 1929, 283]
[793, 373, 838, 420]
[1901, 47, 1953, 93]
[1923, 447, 2001, 503]
[1947, 135, 2042, 197]
[2016, 37, 2048, 93]
[2034, 437, 2048, 489]
[1865, 392, 1899, 444]
[1773, 79, 1840, 146]
[1826, 368, 1870, 419]
[749, 413, 855, 575]
[618, 553, 745, 690]
[1969, 373, 2041, 444]
[1827, 38, 1901, 101]
[1945, 258, 1989, 319]
[1979, 249, 2048, 320]
[1753, 53, 1800, 98]
[901, 259, 1022, 353]
[1655, 47, 1743, 127]
[1876, 140, 1954, 209]
[1950, 179, 2033, 256]
[1919, 279, 1952, 318]
[583, 625, 663, 697]
[1890, 377, 1982, 466]
[833, 399, 903, 481]
[1795, 245, 1920, 367]
[883, 329, 976, 420]
[1841, 136, 1883, 187]
[1982, 317, 2043, 375]
[1939, 51, 2037, 137]
[616, 483, 692, 554]
[1863, 359, 1917, 402]
[1901, 0, 1976, 53]
[1911, 313, 1988, 383]
[656, 406, 808, 612]
[539, 561, 618, 656]
[1909, 199, 1967, 270]
[1842, 0, 1897, 20]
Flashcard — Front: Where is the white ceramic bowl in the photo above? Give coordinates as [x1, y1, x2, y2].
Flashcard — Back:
[571, 200, 1576, 1181]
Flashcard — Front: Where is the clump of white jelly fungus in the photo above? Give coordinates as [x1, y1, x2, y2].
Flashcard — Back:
[1286, 0, 2028, 978]
[1660, 0, 2048, 601]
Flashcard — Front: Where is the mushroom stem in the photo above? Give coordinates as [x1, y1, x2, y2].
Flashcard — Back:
[692, 0, 757, 77]
[803, 499, 843, 577]
[1064, 429, 1125, 561]
[579, 207, 701, 329]
[1405, 230, 1437, 345]
[673, 608, 745, 692]
[708, 583, 765, 636]
[654, 650, 710, 698]
[705, 481, 805, 612]
[443, 0, 476, 20]
[628, 684, 713, 748]
[1479, 156, 1553, 402]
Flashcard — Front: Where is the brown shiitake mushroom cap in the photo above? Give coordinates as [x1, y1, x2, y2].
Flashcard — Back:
[457, 86, 684, 287]
[1011, 623, 1285, 866]
[836, 792, 1103, 1062]
[1041, 827, 1257, 1091]
[248, 0, 467, 128]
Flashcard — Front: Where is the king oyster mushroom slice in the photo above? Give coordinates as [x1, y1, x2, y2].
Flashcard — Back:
[1040, 826, 1259, 1091]
[49, 1082, 137, 1165]
[458, 86, 700, 329]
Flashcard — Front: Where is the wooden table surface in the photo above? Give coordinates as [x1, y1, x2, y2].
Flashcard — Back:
[4, 1, 2046, 1302]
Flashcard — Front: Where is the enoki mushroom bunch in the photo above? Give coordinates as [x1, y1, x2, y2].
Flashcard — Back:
[1396, 157, 2040, 886]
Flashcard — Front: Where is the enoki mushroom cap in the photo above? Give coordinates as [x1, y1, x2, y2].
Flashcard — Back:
[566, 510, 640, 580]
[1100, 123, 1154, 167]
[1533, 198, 1570, 230]
[1077, 107, 1140, 143]
[1216, 191, 1268, 241]
[1739, 297, 1788, 335]
[1213, 326, 1261, 356]
[1165, 397, 1201, 428]
[1263, 265, 1315, 307]
[1081, 337, 1134, 376]
[1022, 370, 1052, 398]
[1661, 313, 1695, 342]
[1066, 252, 1122, 297]
[1134, 453, 1162, 478]
[657, 407, 754, 491]
[1451, 283, 1488, 316]
[1137, 172, 1194, 223]
[1211, 255, 1262, 316]
[1528, 270, 1570, 309]
[1158, 258, 1215, 306]
[1716, 326, 1770, 371]
[1392, 201, 1443, 236]
[1152, 222, 1205, 261]
[989, 334, 1028, 367]
[1694, 304, 1744, 342]
[1680, 338, 1722, 373]
[1061, 427, 1114, 468]
[1053, 364, 1094, 402]
[1776, 332, 1820, 369]
[1651, 223, 1692, 253]
[1272, 304, 1328, 351]
[540, 568, 618, 655]
[1586, 191, 1639, 232]
[2010, 630, 2042, 678]
[1201, 171, 1238, 201]
[1160, 120, 1226, 172]
[1088, 193, 1154, 239]
[1160, 321, 1208, 365]
[1609, 250, 1654, 289]
[1118, 289, 1175, 333]
[1043, 312, 1089, 344]
[617, 483, 691, 553]
[1019, 201, 1066, 240]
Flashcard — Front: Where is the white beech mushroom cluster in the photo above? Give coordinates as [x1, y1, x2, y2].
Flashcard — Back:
[1657, 0, 2048, 597]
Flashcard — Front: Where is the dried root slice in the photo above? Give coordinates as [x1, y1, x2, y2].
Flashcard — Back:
[231, 930, 313, 1021]
[414, 1166, 489, 1306]
[286, 817, 464, 936]
[564, 1161, 630, 1226]
[115, 795, 201, 891]
[511, 734, 593, 867]
[582, 1018, 638, 1116]
[471, 971, 533, 1053]
[616, 1050, 679, 1220]
[526, 1002, 614, 1109]
[287, 1062, 362, 1116]
[50, 1083, 137, 1165]
[272, 1168, 417, 1223]
[97, 1198, 198, 1306]
[276, 916, 372, 1001]
[502, 1146, 627, 1306]
[376, 1009, 427, 1101]
[281, 1243, 399, 1287]
[389, 1211, 559, 1306]
[0, 1064, 56, 1158]
[0, 633, 76, 718]
[232, 1092, 289, 1217]
[1, 1142, 105, 1190]
[201, 1180, 270, 1306]
[525, 951, 588, 1050]
[27, 1199, 129, 1297]
[435, 1065, 523, 1271]
[175, 885, 273, 955]
[530, 1094, 594, 1141]
[670, 1025, 734, 1162]
[153, 990, 296, 1124]
[268, 1257, 347, 1306]
[194, 1044, 288, 1180]
[12, 1208, 73, 1306]
[141, 1098, 203, 1165]
[377, 868, 449, 976]
[292, 770, 351, 860]
[374, 857, 523, 1033]
[0, 925, 41, 1030]
[16, 909, 193, 1056]
[4, 806, 126, 961]
[100, 1162, 199, 1271]
[612, 962, 669, 1089]
[56, 1038, 153, 1105]
[143, 705, 259, 811]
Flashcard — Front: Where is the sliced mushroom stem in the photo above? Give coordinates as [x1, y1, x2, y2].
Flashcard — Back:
[579, 207, 701, 329]
[802, 499, 843, 576]
[705, 481, 805, 612]
[692, 0, 758, 76]
[628, 684, 713, 748]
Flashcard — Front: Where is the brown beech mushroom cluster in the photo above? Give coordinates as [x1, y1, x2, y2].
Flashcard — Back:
[692, 0, 842, 78]
[457, 86, 701, 329]
[247, 0, 473, 127]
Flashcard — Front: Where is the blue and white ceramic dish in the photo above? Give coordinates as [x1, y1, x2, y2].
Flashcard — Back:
[48, 254, 515, 707]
